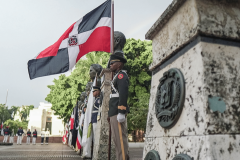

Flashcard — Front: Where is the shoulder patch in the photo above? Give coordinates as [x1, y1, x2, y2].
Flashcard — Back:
[118, 74, 124, 79]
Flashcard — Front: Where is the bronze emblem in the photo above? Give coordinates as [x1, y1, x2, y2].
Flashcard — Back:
[173, 154, 192, 160]
[155, 68, 185, 129]
[144, 150, 161, 160]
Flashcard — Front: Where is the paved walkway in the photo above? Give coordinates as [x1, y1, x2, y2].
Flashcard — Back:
[0, 143, 143, 160]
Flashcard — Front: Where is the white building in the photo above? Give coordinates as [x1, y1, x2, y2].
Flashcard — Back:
[27, 102, 64, 136]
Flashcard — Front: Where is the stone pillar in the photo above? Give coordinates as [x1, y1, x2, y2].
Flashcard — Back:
[144, 0, 240, 159]
[93, 69, 116, 160]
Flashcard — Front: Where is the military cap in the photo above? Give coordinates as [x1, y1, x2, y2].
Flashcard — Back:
[109, 51, 127, 64]
[92, 86, 101, 92]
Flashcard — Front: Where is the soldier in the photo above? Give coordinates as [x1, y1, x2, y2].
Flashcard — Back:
[9, 129, 14, 143]
[17, 127, 24, 145]
[41, 128, 45, 145]
[92, 86, 101, 142]
[108, 31, 129, 160]
[32, 129, 37, 145]
[26, 129, 31, 145]
[3, 126, 10, 143]
[45, 128, 50, 145]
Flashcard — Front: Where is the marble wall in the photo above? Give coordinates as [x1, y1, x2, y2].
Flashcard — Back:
[144, 0, 240, 159]
[147, 0, 240, 71]
[144, 40, 240, 159]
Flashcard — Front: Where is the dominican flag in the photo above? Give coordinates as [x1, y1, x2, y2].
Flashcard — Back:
[77, 107, 85, 150]
[82, 78, 95, 157]
[76, 127, 82, 150]
[1, 122, 3, 136]
[28, 0, 112, 79]
[70, 112, 74, 130]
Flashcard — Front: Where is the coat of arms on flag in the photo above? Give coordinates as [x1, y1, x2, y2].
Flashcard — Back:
[28, 0, 112, 80]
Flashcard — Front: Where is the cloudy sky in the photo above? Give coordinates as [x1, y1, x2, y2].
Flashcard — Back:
[0, 0, 171, 108]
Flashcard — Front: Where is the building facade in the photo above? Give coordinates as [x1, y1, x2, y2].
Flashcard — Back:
[27, 102, 64, 136]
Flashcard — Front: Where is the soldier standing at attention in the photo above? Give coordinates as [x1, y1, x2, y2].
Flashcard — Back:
[26, 129, 31, 145]
[3, 126, 10, 143]
[41, 128, 45, 145]
[108, 31, 129, 160]
[17, 127, 24, 145]
[9, 129, 14, 143]
[92, 86, 101, 142]
[32, 129, 37, 145]
[45, 128, 50, 145]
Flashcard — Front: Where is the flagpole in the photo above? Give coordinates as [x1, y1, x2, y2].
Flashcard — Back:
[5, 89, 8, 105]
[109, 1, 114, 159]
[111, 0, 114, 54]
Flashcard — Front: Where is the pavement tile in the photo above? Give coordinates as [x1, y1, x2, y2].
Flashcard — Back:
[0, 143, 143, 160]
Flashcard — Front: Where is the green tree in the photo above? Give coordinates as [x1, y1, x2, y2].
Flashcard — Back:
[9, 106, 19, 118]
[18, 105, 34, 122]
[46, 39, 152, 131]
[0, 104, 12, 123]
[4, 119, 28, 134]
[123, 39, 152, 131]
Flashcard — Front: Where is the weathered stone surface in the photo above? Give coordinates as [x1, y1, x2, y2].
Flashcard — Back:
[146, 41, 240, 137]
[146, 43, 205, 138]
[144, 134, 240, 160]
[145, 0, 187, 40]
[147, 0, 240, 71]
[198, 0, 240, 40]
[144, 0, 240, 159]
[92, 69, 116, 160]
[201, 42, 240, 135]
[149, 0, 199, 70]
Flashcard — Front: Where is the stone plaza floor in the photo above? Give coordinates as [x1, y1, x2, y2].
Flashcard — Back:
[0, 143, 143, 160]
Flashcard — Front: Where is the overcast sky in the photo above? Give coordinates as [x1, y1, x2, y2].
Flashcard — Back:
[0, 0, 171, 108]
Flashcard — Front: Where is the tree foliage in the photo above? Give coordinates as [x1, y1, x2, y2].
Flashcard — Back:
[10, 106, 19, 118]
[4, 119, 28, 134]
[18, 105, 34, 122]
[46, 38, 152, 130]
[123, 39, 152, 131]
[0, 104, 12, 123]
[0, 105, 34, 132]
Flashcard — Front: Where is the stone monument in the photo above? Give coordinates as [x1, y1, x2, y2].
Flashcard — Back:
[144, 0, 240, 160]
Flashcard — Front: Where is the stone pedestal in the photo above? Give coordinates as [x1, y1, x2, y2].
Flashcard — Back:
[93, 69, 116, 160]
[144, 0, 240, 159]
